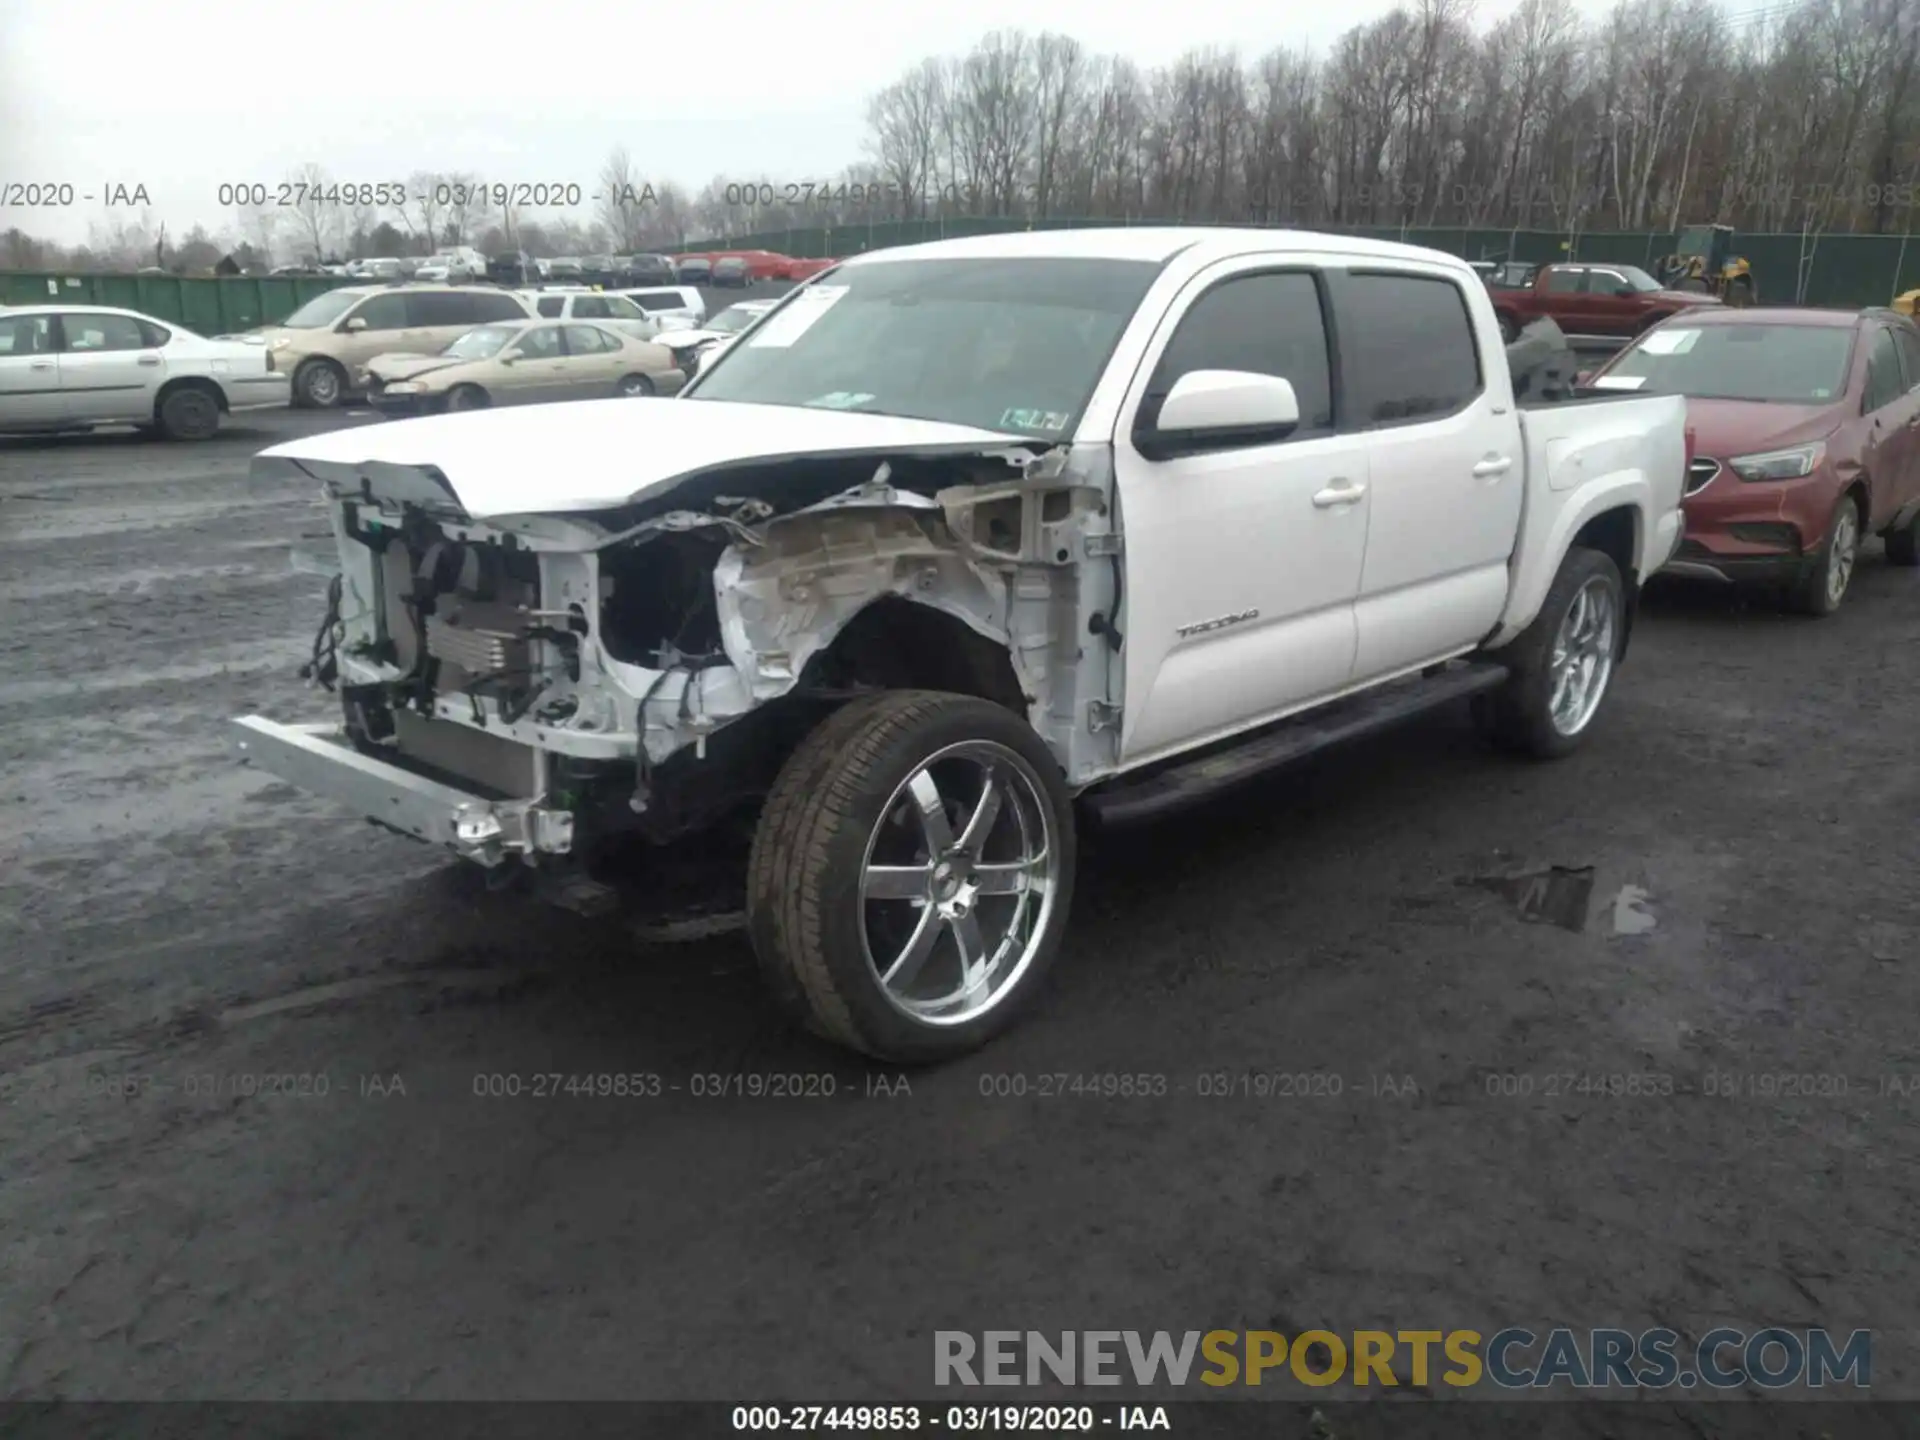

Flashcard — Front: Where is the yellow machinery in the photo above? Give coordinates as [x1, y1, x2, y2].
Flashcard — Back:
[1892, 290, 1920, 316]
[1657, 224, 1757, 306]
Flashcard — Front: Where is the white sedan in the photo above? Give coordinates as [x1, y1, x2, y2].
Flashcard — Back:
[0, 304, 290, 439]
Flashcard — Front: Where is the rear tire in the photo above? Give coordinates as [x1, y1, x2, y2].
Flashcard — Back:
[445, 384, 489, 412]
[156, 384, 222, 440]
[1474, 547, 1625, 760]
[746, 691, 1076, 1063]
[617, 373, 655, 397]
[1788, 493, 1862, 616]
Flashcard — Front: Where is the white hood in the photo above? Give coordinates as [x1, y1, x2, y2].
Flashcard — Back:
[254, 398, 1038, 518]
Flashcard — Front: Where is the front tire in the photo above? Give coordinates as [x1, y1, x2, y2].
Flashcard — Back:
[1788, 493, 1862, 616]
[445, 384, 489, 412]
[292, 358, 346, 409]
[1474, 547, 1625, 759]
[747, 691, 1077, 1063]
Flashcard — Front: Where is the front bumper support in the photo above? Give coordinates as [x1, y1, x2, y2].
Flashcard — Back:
[229, 715, 574, 865]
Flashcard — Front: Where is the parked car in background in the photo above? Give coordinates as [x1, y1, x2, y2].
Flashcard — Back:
[412, 247, 487, 282]
[649, 298, 776, 374]
[783, 257, 838, 281]
[711, 256, 752, 288]
[1588, 306, 1920, 615]
[362, 318, 685, 415]
[258, 283, 534, 408]
[612, 286, 707, 329]
[618, 254, 677, 285]
[546, 257, 586, 280]
[1482, 261, 1539, 290]
[518, 289, 662, 340]
[487, 252, 539, 286]
[348, 258, 409, 280]
[0, 304, 289, 438]
[233, 227, 1686, 1060]
[675, 256, 713, 285]
[1490, 261, 1718, 343]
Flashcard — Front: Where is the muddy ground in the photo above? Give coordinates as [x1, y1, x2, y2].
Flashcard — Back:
[3, 407, 1918, 1409]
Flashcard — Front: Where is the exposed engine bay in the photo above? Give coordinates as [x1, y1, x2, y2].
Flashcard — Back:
[292, 442, 1123, 862]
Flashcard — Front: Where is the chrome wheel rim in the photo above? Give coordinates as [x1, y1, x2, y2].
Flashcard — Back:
[858, 740, 1061, 1027]
[1827, 504, 1859, 607]
[620, 376, 650, 396]
[1548, 575, 1617, 737]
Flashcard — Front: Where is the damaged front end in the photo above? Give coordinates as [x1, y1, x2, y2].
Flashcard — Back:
[231, 438, 1122, 872]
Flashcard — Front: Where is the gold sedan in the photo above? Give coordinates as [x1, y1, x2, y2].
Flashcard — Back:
[364, 319, 686, 415]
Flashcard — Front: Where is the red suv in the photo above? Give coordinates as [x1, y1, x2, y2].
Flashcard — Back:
[1586, 306, 1920, 615]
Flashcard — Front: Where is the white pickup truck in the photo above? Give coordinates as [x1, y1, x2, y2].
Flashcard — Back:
[231, 228, 1688, 1061]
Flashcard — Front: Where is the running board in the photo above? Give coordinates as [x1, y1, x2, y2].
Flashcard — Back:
[1082, 661, 1510, 826]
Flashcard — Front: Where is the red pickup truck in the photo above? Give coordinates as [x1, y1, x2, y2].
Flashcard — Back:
[1490, 262, 1719, 343]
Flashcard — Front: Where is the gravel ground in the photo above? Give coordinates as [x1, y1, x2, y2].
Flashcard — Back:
[3, 395, 1920, 1410]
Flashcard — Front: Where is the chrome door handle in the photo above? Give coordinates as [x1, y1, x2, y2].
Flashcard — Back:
[1312, 480, 1367, 508]
[1472, 457, 1513, 477]
[137, 354, 161, 366]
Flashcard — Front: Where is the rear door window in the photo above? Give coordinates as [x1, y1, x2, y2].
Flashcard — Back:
[1335, 272, 1483, 425]
[1545, 268, 1583, 294]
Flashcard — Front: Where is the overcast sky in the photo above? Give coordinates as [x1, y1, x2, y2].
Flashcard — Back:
[3, 0, 1622, 247]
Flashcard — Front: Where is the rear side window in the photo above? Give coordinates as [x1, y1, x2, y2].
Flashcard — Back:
[635, 290, 684, 310]
[572, 296, 612, 318]
[1864, 327, 1904, 412]
[563, 324, 616, 354]
[138, 320, 172, 347]
[535, 297, 564, 318]
[1546, 268, 1583, 294]
[1337, 273, 1482, 425]
[1148, 271, 1333, 432]
[407, 292, 478, 327]
[62, 313, 149, 352]
[470, 292, 528, 322]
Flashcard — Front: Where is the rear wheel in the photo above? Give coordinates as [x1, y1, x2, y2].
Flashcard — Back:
[156, 384, 221, 440]
[1789, 493, 1862, 616]
[747, 691, 1076, 1062]
[617, 373, 655, 397]
[445, 384, 489, 412]
[1473, 547, 1624, 759]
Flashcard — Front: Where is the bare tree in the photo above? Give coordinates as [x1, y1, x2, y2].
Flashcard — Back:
[283, 162, 337, 264]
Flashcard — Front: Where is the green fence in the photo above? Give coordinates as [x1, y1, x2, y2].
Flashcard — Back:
[0, 272, 355, 332]
[690, 219, 1920, 310]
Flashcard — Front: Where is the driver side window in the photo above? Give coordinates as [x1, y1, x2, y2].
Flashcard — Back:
[1864, 328, 1904, 413]
[1146, 271, 1333, 435]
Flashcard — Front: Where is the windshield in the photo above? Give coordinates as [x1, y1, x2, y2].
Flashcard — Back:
[708, 306, 763, 335]
[278, 291, 362, 328]
[441, 325, 520, 360]
[1601, 323, 1855, 403]
[689, 257, 1161, 433]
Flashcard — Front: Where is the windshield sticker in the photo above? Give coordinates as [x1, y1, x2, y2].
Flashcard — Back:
[1000, 407, 1071, 432]
[805, 391, 876, 410]
[1591, 374, 1646, 389]
[1638, 328, 1700, 356]
[746, 285, 849, 348]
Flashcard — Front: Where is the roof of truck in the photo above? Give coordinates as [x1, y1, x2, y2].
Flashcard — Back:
[842, 226, 1475, 270]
